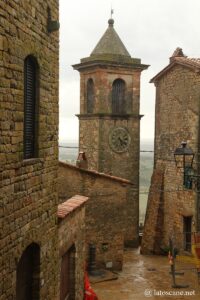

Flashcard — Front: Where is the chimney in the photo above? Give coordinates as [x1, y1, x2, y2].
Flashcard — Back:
[170, 47, 186, 63]
[76, 152, 88, 169]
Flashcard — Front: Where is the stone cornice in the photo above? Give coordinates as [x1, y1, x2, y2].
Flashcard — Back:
[76, 113, 144, 120]
[73, 59, 149, 72]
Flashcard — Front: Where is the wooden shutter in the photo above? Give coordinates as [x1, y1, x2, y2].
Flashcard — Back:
[112, 79, 125, 114]
[24, 57, 36, 159]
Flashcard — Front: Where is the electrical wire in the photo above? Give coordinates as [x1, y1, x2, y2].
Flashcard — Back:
[59, 144, 200, 193]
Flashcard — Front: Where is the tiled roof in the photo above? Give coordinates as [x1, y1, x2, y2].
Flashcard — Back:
[150, 55, 200, 83]
[59, 161, 133, 185]
[175, 57, 200, 68]
[57, 195, 88, 219]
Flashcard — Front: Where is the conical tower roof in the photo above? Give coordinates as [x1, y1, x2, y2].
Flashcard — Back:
[90, 18, 131, 57]
[73, 18, 149, 71]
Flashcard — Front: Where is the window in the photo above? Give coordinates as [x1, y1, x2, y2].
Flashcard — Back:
[183, 216, 192, 252]
[112, 79, 125, 114]
[86, 79, 95, 113]
[24, 56, 39, 159]
[16, 243, 40, 300]
[184, 167, 193, 189]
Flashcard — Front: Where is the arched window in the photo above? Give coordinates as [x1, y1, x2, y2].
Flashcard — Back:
[86, 79, 95, 113]
[24, 56, 39, 159]
[16, 243, 40, 300]
[112, 79, 126, 114]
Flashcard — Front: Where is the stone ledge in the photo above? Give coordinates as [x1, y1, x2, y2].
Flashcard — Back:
[59, 161, 133, 185]
[76, 113, 144, 120]
[57, 195, 89, 219]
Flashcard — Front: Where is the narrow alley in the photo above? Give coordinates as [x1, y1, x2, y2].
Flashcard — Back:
[92, 249, 200, 300]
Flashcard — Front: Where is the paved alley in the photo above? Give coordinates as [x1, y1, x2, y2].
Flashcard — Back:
[92, 248, 200, 300]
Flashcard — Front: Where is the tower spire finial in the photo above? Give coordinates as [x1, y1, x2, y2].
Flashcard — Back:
[108, 6, 114, 27]
[110, 6, 114, 19]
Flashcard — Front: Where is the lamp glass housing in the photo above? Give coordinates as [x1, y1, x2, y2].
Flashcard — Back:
[174, 141, 194, 169]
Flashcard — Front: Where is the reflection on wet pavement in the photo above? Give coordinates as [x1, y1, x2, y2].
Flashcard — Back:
[92, 248, 200, 300]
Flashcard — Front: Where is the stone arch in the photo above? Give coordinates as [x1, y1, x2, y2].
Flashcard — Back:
[112, 78, 126, 114]
[16, 243, 40, 300]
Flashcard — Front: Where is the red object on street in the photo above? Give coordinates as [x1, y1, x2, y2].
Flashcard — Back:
[84, 272, 99, 300]
[193, 233, 200, 258]
[168, 251, 173, 265]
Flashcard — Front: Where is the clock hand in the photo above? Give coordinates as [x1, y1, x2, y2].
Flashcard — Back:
[118, 136, 123, 146]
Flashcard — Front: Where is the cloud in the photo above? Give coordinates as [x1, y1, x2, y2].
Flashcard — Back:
[59, 0, 200, 142]
[59, 117, 79, 142]
[59, 79, 80, 118]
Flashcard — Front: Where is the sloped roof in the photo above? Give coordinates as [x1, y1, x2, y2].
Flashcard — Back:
[73, 18, 149, 71]
[90, 18, 131, 57]
[175, 57, 200, 68]
[150, 48, 200, 83]
[57, 195, 88, 219]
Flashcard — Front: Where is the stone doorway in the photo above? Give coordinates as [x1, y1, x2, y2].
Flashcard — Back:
[60, 245, 76, 300]
[16, 243, 40, 300]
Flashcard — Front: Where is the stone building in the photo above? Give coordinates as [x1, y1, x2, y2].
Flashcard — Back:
[73, 18, 149, 246]
[58, 161, 132, 271]
[141, 48, 200, 254]
[0, 2, 86, 300]
[58, 195, 88, 300]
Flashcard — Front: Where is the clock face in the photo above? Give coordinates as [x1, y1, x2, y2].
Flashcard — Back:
[109, 127, 131, 153]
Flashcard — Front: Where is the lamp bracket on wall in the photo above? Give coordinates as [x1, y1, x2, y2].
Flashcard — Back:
[47, 7, 60, 33]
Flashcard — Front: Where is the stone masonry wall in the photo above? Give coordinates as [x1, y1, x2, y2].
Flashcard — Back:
[58, 199, 87, 300]
[142, 64, 200, 254]
[78, 67, 141, 247]
[79, 67, 141, 115]
[79, 116, 139, 246]
[0, 1, 59, 299]
[58, 161, 131, 271]
[141, 166, 165, 254]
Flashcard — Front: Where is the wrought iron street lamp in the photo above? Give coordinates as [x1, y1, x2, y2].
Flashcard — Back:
[174, 141, 194, 188]
[174, 142, 200, 263]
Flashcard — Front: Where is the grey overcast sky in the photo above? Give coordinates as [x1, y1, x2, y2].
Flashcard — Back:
[59, 0, 200, 142]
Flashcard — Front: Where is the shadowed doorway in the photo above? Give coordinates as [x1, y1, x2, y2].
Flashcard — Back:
[60, 245, 76, 300]
[16, 243, 40, 300]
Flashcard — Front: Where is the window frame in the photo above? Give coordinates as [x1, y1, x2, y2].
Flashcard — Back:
[112, 78, 126, 114]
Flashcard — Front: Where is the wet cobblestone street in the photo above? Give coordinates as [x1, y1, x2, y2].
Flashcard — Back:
[92, 248, 200, 300]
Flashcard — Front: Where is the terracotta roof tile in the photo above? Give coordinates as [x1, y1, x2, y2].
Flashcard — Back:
[176, 57, 200, 68]
[57, 195, 88, 219]
[150, 55, 200, 83]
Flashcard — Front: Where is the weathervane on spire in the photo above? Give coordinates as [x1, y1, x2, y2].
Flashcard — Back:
[111, 6, 114, 19]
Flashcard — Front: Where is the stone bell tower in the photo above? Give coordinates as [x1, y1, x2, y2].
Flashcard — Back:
[73, 18, 148, 246]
